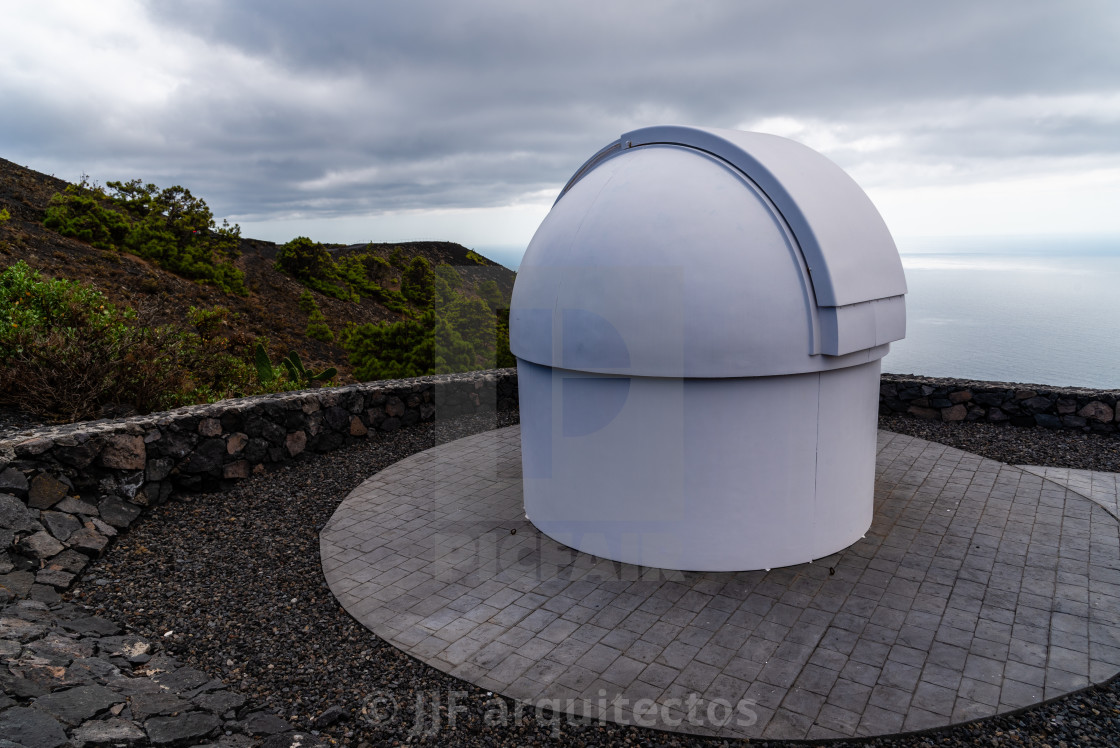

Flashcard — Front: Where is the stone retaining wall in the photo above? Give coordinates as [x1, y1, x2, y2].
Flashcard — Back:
[880, 373, 1120, 434]
[0, 369, 517, 602]
[4, 367, 1118, 601]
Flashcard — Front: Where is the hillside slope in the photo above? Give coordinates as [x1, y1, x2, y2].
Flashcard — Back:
[0, 157, 515, 383]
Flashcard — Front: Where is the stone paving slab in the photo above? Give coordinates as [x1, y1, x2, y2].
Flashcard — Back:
[1017, 465, 1120, 520]
[321, 427, 1120, 740]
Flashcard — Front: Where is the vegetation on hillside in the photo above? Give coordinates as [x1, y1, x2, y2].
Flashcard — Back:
[275, 235, 413, 314]
[298, 290, 335, 343]
[272, 236, 514, 380]
[0, 159, 518, 422]
[0, 261, 308, 420]
[43, 178, 247, 295]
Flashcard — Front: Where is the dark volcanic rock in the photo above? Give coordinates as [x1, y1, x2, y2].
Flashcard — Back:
[144, 712, 221, 745]
[0, 572, 36, 600]
[0, 493, 37, 533]
[0, 468, 28, 496]
[242, 712, 292, 735]
[67, 526, 109, 556]
[54, 497, 98, 516]
[54, 439, 102, 469]
[323, 406, 349, 432]
[97, 634, 151, 662]
[98, 434, 146, 471]
[30, 684, 123, 726]
[152, 666, 211, 693]
[27, 474, 69, 510]
[146, 457, 174, 482]
[0, 597, 287, 748]
[312, 704, 347, 729]
[192, 690, 245, 715]
[97, 497, 142, 528]
[39, 511, 81, 542]
[183, 438, 226, 474]
[46, 549, 90, 575]
[129, 692, 189, 721]
[60, 615, 120, 636]
[0, 706, 69, 748]
[70, 717, 146, 745]
[26, 631, 95, 662]
[20, 531, 64, 560]
[34, 569, 75, 590]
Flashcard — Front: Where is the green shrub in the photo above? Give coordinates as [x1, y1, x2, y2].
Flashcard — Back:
[306, 309, 334, 343]
[110, 180, 246, 295]
[401, 256, 434, 307]
[360, 253, 393, 285]
[494, 308, 515, 368]
[434, 264, 463, 289]
[297, 289, 317, 315]
[276, 236, 334, 282]
[344, 296, 512, 381]
[0, 207, 10, 225]
[477, 279, 505, 311]
[344, 313, 435, 380]
[187, 305, 231, 340]
[276, 237, 356, 300]
[443, 295, 495, 357]
[43, 178, 247, 295]
[433, 268, 455, 309]
[294, 289, 335, 342]
[0, 262, 295, 420]
[1, 260, 122, 342]
[43, 181, 129, 250]
[1, 261, 154, 418]
[274, 243, 511, 376]
[338, 256, 410, 314]
[433, 316, 476, 373]
[277, 239, 426, 316]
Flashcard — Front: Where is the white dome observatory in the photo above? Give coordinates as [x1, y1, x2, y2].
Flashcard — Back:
[510, 125, 906, 571]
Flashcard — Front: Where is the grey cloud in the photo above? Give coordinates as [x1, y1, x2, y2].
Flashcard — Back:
[3, 0, 1118, 229]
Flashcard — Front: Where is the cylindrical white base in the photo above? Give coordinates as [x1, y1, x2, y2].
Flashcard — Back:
[517, 359, 881, 571]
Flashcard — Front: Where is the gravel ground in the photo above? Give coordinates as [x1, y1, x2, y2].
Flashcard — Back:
[879, 413, 1120, 473]
[59, 413, 1120, 747]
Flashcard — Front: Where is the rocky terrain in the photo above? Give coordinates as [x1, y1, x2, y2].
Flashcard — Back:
[0, 598, 306, 748]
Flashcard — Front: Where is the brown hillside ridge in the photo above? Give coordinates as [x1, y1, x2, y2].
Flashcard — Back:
[0, 157, 515, 384]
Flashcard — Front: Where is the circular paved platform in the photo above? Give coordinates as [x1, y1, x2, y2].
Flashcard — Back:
[320, 427, 1120, 740]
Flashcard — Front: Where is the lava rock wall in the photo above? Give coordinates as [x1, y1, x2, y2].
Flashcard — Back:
[4, 366, 1117, 602]
[0, 370, 517, 602]
[880, 373, 1120, 433]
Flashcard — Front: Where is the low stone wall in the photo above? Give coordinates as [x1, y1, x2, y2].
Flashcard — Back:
[0, 369, 517, 602]
[5, 367, 1118, 601]
[880, 373, 1120, 434]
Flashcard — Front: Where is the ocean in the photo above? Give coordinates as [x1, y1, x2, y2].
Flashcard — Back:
[886, 235, 1120, 390]
[476, 234, 1120, 390]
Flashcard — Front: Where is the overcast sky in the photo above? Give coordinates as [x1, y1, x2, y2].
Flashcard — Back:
[3, 1, 1119, 263]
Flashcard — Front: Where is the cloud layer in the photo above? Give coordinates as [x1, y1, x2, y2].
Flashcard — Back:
[3, 0, 1119, 243]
